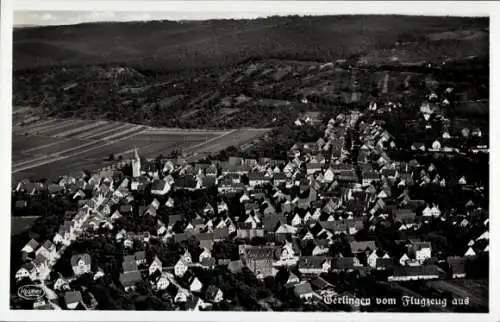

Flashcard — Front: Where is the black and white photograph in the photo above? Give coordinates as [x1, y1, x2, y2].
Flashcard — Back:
[2, 1, 497, 319]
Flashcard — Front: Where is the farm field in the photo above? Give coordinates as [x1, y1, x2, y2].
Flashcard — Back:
[12, 135, 92, 163]
[184, 128, 270, 154]
[12, 115, 270, 182]
[11, 216, 40, 236]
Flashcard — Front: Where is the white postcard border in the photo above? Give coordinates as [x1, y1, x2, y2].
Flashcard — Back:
[1, 1, 498, 321]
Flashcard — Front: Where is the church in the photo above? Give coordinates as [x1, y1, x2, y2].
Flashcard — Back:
[132, 148, 141, 178]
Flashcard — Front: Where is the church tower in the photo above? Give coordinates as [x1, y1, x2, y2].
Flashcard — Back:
[132, 147, 141, 178]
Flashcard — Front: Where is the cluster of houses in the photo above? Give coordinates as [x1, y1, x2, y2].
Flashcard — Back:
[15, 189, 99, 287]
[16, 239, 58, 282]
[13, 90, 488, 310]
[13, 153, 229, 310]
[417, 91, 487, 154]
[14, 185, 105, 309]
[116, 248, 224, 310]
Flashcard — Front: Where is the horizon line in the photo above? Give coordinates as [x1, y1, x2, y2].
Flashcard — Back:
[13, 13, 490, 28]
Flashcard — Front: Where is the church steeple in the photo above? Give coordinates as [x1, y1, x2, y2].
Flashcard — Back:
[132, 147, 141, 178]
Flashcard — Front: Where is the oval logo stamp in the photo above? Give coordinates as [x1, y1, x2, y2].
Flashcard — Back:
[17, 285, 45, 300]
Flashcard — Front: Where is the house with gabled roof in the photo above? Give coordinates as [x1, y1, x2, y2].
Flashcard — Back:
[64, 290, 83, 310]
[227, 260, 244, 274]
[310, 276, 335, 293]
[263, 212, 286, 233]
[199, 257, 216, 270]
[176, 175, 199, 191]
[237, 222, 264, 240]
[151, 271, 170, 291]
[174, 257, 190, 277]
[134, 251, 146, 266]
[54, 224, 69, 246]
[337, 169, 358, 183]
[278, 239, 300, 262]
[188, 275, 203, 293]
[331, 257, 356, 272]
[375, 257, 394, 270]
[174, 287, 189, 303]
[362, 170, 380, 186]
[151, 179, 171, 196]
[395, 209, 417, 225]
[120, 271, 142, 292]
[195, 232, 216, 252]
[410, 241, 432, 263]
[350, 240, 376, 254]
[15, 262, 37, 281]
[388, 265, 442, 281]
[447, 256, 466, 278]
[54, 275, 71, 291]
[312, 240, 330, 256]
[21, 239, 39, 254]
[14, 199, 28, 209]
[291, 213, 304, 227]
[318, 221, 347, 235]
[294, 281, 316, 301]
[298, 256, 331, 274]
[248, 172, 271, 187]
[205, 164, 218, 177]
[306, 163, 323, 175]
[464, 247, 477, 257]
[205, 285, 223, 303]
[71, 253, 91, 276]
[275, 223, 298, 242]
[174, 232, 193, 244]
[110, 210, 123, 222]
[35, 240, 57, 263]
[162, 160, 176, 174]
[186, 295, 205, 311]
[240, 245, 280, 277]
[271, 171, 287, 185]
[198, 246, 212, 262]
[122, 255, 138, 273]
[330, 141, 344, 160]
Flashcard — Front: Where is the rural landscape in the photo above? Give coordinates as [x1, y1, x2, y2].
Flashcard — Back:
[11, 14, 489, 313]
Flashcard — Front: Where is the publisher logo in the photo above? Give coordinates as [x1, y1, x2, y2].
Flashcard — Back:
[17, 285, 45, 300]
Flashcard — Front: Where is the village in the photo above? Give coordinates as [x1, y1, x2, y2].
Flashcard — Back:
[11, 84, 489, 311]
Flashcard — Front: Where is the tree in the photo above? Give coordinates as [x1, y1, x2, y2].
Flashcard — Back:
[212, 240, 238, 260]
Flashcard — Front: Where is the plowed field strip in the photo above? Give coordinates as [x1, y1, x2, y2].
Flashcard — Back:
[53, 120, 108, 138]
